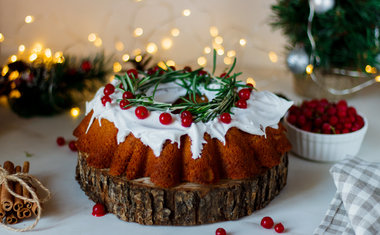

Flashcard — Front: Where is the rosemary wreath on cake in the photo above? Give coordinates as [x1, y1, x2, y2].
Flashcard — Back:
[100, 50, 255, 126]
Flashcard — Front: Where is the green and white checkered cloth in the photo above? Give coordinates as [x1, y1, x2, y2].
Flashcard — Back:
[314, 158, 380, 235]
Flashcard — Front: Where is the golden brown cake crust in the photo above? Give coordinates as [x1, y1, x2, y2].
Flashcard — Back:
[74, 111, 291, 188]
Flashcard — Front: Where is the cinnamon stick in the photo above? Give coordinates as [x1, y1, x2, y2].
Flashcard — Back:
[6, 212, 18, 224]
[22, 161, 33, 209]
[31, 202, 39, 216]
[13, 165, 24, 211]
[1, 161, 15, 211]
[17, 207, 32, 220]
[0, 164, 5, 220]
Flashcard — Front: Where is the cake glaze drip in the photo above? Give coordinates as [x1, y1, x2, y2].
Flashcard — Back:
[86, 79, 293, 159]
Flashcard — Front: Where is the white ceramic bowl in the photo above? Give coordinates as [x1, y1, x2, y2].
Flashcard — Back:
[283, 114, 368, 162]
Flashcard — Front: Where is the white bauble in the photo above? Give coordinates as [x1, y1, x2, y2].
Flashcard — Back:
[311, 0, 335, 14]
[286, 48, 310, 74]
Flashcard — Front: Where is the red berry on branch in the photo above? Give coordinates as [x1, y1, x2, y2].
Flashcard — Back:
[68, 141, 77, 152]
[101, 96, 112, 106]
[261, 216, 274, 229]
[135, 106, 149, 119]
[181, 116, 193, 127]
[220, 113, 231, 124]
[56, 137, 65, 146]
[159, 113, 172, 125]
[215, 227, 226, 235]
[238, 88, 251, 100]
[274, 223, 285, 233]
[123, 91, 134, 100]
[92, 203, 107, 217]
[119, 100, 131, 110]
[181, 110, 192, 119]
[220, 72, 230, 78]
[127, 69, 138, 79]
[119, 83, 124, 90]
[236, 99, 247, 109]
[103, 84, 115, 96]
[183, 66, 192, 73]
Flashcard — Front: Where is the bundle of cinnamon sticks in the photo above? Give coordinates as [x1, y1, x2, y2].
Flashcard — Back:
[0, 161, 39, 225]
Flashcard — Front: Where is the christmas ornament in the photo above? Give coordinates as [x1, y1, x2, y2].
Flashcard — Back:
[286, 48, 309, 74]
[310, 0, 335, 14]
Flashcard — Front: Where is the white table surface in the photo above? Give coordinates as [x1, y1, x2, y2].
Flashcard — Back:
[0, 70, 379, 234]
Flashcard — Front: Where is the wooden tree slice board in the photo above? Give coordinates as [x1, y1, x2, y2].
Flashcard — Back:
[76, 152, 288, 225]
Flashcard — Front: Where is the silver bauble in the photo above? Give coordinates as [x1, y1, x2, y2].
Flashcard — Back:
[311, 0, 335, 14]
[375, 54, 380, 70]
[286, 48, 310, 74]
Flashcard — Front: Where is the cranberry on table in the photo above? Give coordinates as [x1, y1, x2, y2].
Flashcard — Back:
[219, 113, 231, 124]
[261, 216, 274, 229]
[274, 223, 285, 233]
[92, 203, 107, 217]
[236, 99, 247, 109]
[135, 106, 149, 119]
[56, 137, 65, 146]
[159, 113, 172, 125]
[215, 227, 226, 235]
[119, 100, 130, 110]
[103, 84, 115, 96]
[68, 141, 77, 152]
[101, 96, 112, 106]
[127, 69, 138, 79]
[238, 88, 251, 100]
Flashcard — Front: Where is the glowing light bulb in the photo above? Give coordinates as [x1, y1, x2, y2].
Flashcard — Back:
[54, 51, 63, 58]
[375, 75, 380, 82]
[239, 38, 247, 46]
[122, 54, 130, 62]
[268, 51, 278, 63]
[18, 45, 25, 53]
[214, 36, 223, 45]
[224, 56, 232, 65]
[182, 9, 191, 16]
[227, 50, 236, 57]
[365, 65, 372, 73]
[29, 53, 38, 62]
[54, 51, 64, 63]
[134, 27, 143, 37]
[10, 55, 17, 62]
[246, 77, 256, 87]
[171, 28, 180, 37]
[25, 15, 34, 24]
[306, 64, 314, 74]
[2, 66, 9, 76]
[209, 26, 219, 37]
[161, 38, 173, 50]
[204, 46, 212, 54]
[115, 41, 125, 51]
[217, 48, 224, 55]
[157, 61, 167, 70]
[0, 33, 4, 42]
[94, 38, 102, 47]
[44, 48, 52, 58]
[197, 56, 207, 66]
[33, 43, 43, 53]
[9, 71, 19, 81]
[70, 107, 80, 118]
[146, 42, 158, 54]
[133, 48, 142, 56]
[113, 62, 122, 72]
[135, 55, 142, 62]
[9, 90, 21, 99]
[88, 33, 97, 42]
[166, 60, 175, 67]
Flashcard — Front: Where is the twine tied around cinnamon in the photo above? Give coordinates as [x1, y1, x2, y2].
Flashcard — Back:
[0, 166, 51, 232]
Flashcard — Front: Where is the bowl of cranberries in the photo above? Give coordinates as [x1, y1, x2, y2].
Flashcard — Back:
[283, 99, 368, 162]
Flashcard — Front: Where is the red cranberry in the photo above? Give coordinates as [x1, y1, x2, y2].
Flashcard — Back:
[297, 115, 306, 127]
[287, 114, 297, 125]
[159, 113, 172, 125]
[322, 123, 332, 134]
[119, 100, 131, 110]
[219, 113, 231, 124]
[181, 116, 193, 127]
[215, 228, 226, 235]
[103, 84, 115, 96]
[101, 96, 112, 106]
[220, 72, 230, 78]
[56, 137, 65, 146]
[303, 108, 313, 118]
[181, 110, 192, 119]
[327, 106, 336, 116]
[238, 88, 251, 100]
[197, 70, 208, 76]
[337, 100, 347, 108]
[236, 99, 247, 109]
[127, 69, 138, 79]
[135, 106, 149, 119]
[329, 116, 338, 126]
[183, 66, 192, 73]
[246, 83, 254, 91]
[123, 91, 134, 100]
[68, 141, 77, 152]
[261, 216, 274, 229]
[119, 83, 124, 90]
[347, 107, 357, 116]
[274, 223, 285, 233]
[168, 66, 176, 71]
[92, 203, 107, 217]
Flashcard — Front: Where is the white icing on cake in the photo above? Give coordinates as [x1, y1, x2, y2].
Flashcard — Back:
[85, 79, 293, 159]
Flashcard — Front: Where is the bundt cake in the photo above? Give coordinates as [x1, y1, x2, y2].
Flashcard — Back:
[74, 62, 293, 225]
